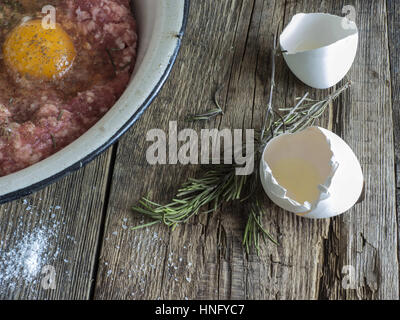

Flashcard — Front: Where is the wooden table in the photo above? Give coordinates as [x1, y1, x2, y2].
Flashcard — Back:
[0, 0, 399, 300]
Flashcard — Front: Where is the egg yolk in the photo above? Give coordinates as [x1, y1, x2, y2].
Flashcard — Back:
[3, 19, 76, 80]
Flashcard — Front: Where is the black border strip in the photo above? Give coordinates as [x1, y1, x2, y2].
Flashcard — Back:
[0, 0, 190, 204]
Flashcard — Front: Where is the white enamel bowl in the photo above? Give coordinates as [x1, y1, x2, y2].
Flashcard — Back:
[0, 0, 189, 203]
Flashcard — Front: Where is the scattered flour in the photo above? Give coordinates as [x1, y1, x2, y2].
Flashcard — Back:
[0, 199, 72, 297]
[1, 198, 195, 299]
[0, 227, 50, 292]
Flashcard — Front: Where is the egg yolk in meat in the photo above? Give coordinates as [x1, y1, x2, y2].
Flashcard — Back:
[3, 19, 76, 80]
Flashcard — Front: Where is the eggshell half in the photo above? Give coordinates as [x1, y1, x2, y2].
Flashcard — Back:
[260, 127, 364, 219]
[280, 13, 358, 89]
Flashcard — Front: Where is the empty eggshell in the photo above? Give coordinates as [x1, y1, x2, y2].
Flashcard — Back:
[259, 126, 364, 219]
[280, 13, 358, 89]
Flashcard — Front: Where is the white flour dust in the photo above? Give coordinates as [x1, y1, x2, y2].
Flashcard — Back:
[0, 200, 64, 296]
[104, 218, 195, 299]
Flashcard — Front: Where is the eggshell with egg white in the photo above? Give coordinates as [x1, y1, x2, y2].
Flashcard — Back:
[260, 126, 364, 219]
[280, 13, 358, 89]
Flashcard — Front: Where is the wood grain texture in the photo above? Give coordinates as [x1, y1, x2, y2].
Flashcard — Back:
[0, 149, 112, 299]
[0, 0, 398, 300]
[92, 0, 246, 300]
[387, 0, 400, 300]
[316, 0, 398, 300]
[93, 0, 399, 300]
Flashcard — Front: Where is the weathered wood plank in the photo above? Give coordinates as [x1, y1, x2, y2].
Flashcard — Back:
[95, 0, 242, 299]
[211, 0, 335, 300]
[387, 0, 400, 297]
[0, 149, 112, 299]
[94, 0, 399, 300]
[316, 0, 399, 299]
[93, 0, 251, 300]
[94, 0, 327, 300]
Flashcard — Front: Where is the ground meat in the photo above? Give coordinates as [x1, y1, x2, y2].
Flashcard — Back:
[0, 0, 137, 176]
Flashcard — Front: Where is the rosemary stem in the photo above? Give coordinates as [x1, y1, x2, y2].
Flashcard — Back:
[132, 36, 352, 255]
[260, 34, 277, 142]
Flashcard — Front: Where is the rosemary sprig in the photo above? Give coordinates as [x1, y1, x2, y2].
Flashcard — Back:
[57, 109, 64, 121]
[106, 48, 132, 72]
[243, 196, 279, 254]
[132, 36, 351, 254]
[260, 34, 278, 142]
[132, 164, 249, 231]
[242, 152, 279, 254]
[106, 48, 117, 72]
[185, 108, 223, 122]
[50, 134, 57, 149]
[185, 86, 224, 122]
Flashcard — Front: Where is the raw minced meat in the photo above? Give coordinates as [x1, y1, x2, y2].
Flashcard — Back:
[0, 0, 137, 176]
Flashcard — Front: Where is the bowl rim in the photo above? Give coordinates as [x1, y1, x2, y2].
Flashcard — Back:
[0, 0, 190, 204]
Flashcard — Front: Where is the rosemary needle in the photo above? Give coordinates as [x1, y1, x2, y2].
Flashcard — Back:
[185, 86, 224, 122]
[132, 81, 350, 254]
[132, 34, 352, 254]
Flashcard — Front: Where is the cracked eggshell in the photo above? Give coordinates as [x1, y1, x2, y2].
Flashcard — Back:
[280, 13, 358, 89]
[260, 127, 364, 219]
